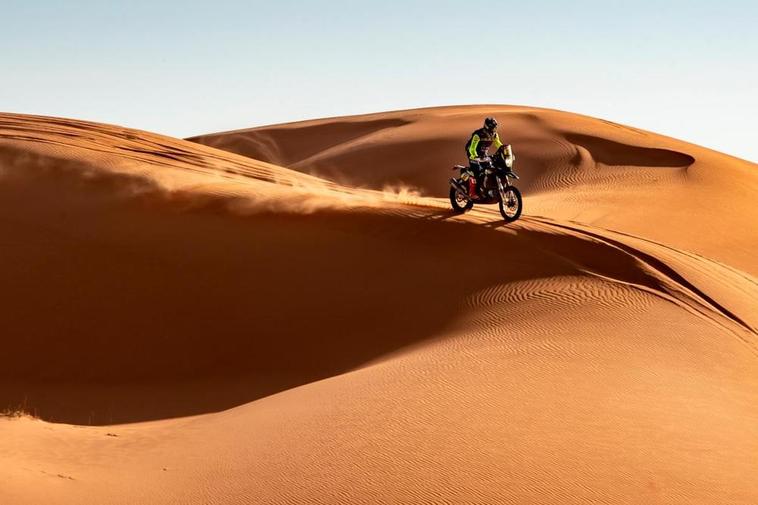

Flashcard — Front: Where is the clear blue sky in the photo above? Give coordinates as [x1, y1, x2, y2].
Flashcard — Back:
[2, 0, 756, 161]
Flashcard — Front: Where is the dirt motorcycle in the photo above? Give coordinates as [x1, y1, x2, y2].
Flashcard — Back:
[449, 144, 523, 222]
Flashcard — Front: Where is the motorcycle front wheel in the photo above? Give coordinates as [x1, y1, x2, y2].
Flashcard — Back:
[498, 186, 522, 222]
[450, 185, 474, 213]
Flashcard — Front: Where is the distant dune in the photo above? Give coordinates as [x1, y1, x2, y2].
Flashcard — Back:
[2, 107, 757, 504]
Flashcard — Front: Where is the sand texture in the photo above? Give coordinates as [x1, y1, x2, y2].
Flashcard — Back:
[2, 106, 757, 504]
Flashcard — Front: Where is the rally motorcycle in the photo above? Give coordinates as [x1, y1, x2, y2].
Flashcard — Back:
[449, 144, 523, 222]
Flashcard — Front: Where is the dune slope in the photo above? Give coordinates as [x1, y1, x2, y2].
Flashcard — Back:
[2, 109, 758, 504]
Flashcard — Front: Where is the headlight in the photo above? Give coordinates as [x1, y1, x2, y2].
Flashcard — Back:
[506, 156, 513, 168]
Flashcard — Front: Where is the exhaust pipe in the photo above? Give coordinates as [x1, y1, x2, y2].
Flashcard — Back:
[449, 178, 472, 202]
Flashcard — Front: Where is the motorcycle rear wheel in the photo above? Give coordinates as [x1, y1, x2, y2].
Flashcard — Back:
[499, 186, 522, 222]
[450, 185, 474, 213]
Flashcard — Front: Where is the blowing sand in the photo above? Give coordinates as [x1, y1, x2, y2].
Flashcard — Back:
[1, 106, 757, 504]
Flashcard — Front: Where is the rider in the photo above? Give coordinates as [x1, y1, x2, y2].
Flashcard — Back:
[465, 117, 503, 198]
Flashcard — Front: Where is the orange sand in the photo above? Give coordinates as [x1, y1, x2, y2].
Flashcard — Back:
[1, 107, 757, 504]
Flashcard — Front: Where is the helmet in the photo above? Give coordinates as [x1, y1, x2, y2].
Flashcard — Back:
[484, 116, 498, 132]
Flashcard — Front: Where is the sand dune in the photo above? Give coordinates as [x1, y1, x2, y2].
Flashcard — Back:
[190, 105, 758, 274]
[2, 108, 758, 504]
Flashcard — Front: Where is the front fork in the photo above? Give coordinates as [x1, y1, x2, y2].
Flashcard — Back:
[496, 176, 509, 201]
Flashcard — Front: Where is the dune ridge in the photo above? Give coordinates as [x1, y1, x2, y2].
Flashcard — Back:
[2, 107, 758, 504]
